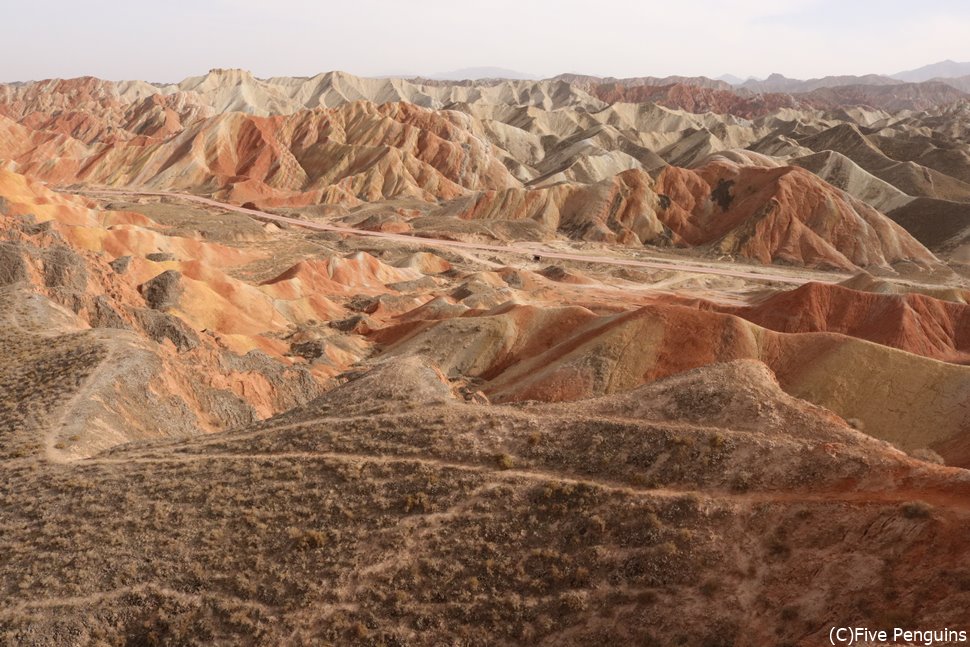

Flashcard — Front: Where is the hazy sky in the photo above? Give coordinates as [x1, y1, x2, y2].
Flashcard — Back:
[6, 0, 970, 82]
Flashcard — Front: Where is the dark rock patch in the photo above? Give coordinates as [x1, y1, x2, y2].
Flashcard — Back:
[711, 179, 735, 212]
[146, 252, 176, 262]
[0, 243, 30, 286]
[109, 256, 132, 274]
[134, 308, 199, 352]
[42, 247, 88, 291]
[139, 270, 184, 310]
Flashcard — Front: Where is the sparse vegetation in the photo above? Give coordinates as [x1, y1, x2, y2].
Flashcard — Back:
[286, 525, 328, 549]
[495, 452, 515, 470]
[909, 448, 945, 465]
[767, 536, 792, 560]
[901, 500, 934, 519]
[780, 605, 799, 622]
[699, 579, 720, 598]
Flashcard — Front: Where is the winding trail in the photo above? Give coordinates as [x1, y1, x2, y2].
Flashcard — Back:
[77, 188, 845, 287]
[80, 447, 970, 513]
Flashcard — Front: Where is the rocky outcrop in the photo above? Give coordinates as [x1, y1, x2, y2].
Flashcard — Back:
[41, 246, 87, 291]
[0, 242, 29, 285]
[109, 255, 132, 274]
[133, 308, 199, 352]
[139, 270, 184, 311]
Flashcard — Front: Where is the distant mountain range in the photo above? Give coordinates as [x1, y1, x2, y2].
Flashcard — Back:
[892, 60, 970, 82]
[428, 67, 537, 81]
[736, 73, 901, 93]
[716, 74, 747, 85]
[419, 61, 970, 96]
[711, 60, 970, 94]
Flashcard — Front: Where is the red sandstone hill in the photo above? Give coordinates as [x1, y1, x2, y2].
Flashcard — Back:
[721, 281, 970, 363]
[4, 102, 520, 204]
[373, 300, 970, 464]
[3, 92, 941, 271]
[653, 160, 938, 270]
[2, 71, 967, 267]
[430, 159, 939, 270]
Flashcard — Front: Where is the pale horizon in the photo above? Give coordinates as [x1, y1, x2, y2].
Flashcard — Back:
[7, 0, 970, 83]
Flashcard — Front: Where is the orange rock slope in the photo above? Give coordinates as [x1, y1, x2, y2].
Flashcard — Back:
[374, 299, 970, 465]
[0, 73, 946, 273]
[0, 167, 375, 454]
[5, 102, 520, 206]
[723, 281, 970, 363]
[653, 159, 938, 270]
[441, 161, 938, 270]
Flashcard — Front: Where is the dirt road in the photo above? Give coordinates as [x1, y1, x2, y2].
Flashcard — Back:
[80, 188, 845, 286]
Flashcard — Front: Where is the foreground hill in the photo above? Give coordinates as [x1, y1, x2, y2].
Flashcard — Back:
[2, 357, 969, 645]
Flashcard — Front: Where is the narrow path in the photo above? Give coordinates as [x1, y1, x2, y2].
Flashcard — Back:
[0, 583, 277, 617]
[106, 407, 748, 455]
[0, 288, 119, 463]
[43, 341, 119, 463]
[77, 188, 844, 286]
[80, 447, 970, 513]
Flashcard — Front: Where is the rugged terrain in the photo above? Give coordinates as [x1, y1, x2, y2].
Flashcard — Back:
[1, 69, 969, 646]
